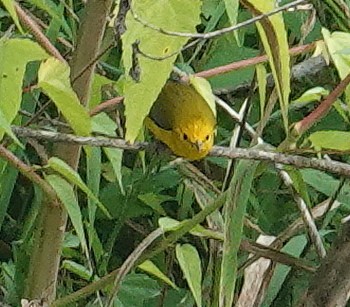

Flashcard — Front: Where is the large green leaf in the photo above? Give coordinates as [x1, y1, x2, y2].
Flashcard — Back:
[115, 273, 161, 307]
[45, 174, 88, 254]
[308, 130, 350, 151]
[0, 38, 48, 139]
[219, 159, 259, 307]
[47, 157, 111, 219]
[122, 0, 201, 141]
[38, 57, 91, 136]
[241, 0, 291, 133]
[176, 243, 202, 307]
[322, 28, 350, 106]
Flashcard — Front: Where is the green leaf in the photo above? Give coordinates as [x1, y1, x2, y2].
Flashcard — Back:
[0, 38, 48, 139]
[219, 159, 259, 307]
[47, 157, 111, 218]
[301, 169, 350, 205]
[0, 108, 22, 146]
[158, 217, 224, 240]
[86, 147, 102, 256]
[197, 32, 258, 89]
[284, 166, 311, 207]
[308, 130, 350, 151]
[256, 64, 267, 119]
[89, 74, 117, 109]
[62, 260, 93, 281]
[27, 0, 73, 38]
[158, 217, 184, 232]
[0, 160, 18, 232]
[189, 75, 217, 118]
[45, 174, 88, 254]
[122, 0, 201, 141]
[138, 260, 178, 289]
[224, 0, 239, 26]
[241, 0, 290, 133]
[116, 273, 161, 307]
[92, 113, 124, 193]
[262, 235, 308, 307]
[322, 28, 350, 106]
[176, 244, 202, 307]
[0, 0, 24, 33]
[223, 0, 239, 44]
[292, 87, 329, 104]
[138, 193, 170, 215]
[103, 148, 124, 194]
[38, 57, 91, 136]
[45, 2, 64, 44]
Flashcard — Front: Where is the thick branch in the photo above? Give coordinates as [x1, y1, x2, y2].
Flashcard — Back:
[12, 126, 350, 178]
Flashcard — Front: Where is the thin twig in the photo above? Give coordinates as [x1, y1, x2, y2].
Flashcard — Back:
[106, 228, 164, 307]
[193, 42, 315, 80]
[130, 0, 306, 40]
[0, 145, 57, 203]
[278, 167, 327, 259]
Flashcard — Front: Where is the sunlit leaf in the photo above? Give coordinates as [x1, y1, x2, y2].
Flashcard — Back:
[0, 0, 23, 32]
[292, 87, 329, 104]
[322, 28, 350, 106]
[189, 75, 217, 118]
[38, 57, 91, 136]
[224, 0, 239, 26]
[241, 0, 290, 133]
[0, 38, 48, 139]
[308, 130, 350, 151]
[122, 0, 201, 141]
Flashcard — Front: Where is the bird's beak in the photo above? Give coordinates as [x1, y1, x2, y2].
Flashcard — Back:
[194, 140, 203, 151]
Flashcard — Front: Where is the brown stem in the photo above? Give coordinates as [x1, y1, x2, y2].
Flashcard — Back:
[24, 0, 114, 303]
[193, 42, 316, 80]
[0, 145, 56, 203]
[14, 2, 66, 62]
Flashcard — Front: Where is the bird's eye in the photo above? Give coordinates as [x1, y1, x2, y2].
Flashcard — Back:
[205, 135, 210, 141]
[183, 133, 188, 140]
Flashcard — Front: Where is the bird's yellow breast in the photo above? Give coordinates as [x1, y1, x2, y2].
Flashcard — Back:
[146, 81, 216, 160]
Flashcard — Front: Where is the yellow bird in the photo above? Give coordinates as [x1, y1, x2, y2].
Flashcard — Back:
[145, 81, 216, 160]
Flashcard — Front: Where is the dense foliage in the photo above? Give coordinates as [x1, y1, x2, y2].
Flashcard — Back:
[1, 0, 350, 306]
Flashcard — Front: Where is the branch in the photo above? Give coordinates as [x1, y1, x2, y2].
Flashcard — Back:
[12, 126, 350, 178]
[15, 2, 66, 62]
[130, 0, 306, 40]
[0, 145, 57, 203]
